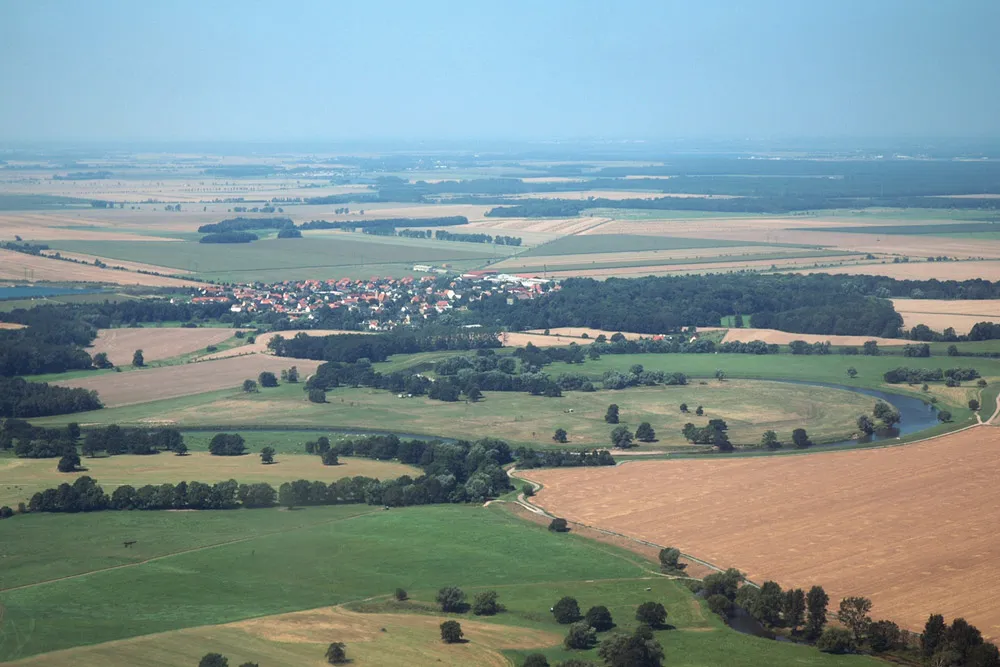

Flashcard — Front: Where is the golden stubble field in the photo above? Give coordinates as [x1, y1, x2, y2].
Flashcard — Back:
[720, 328, 907, 347]
[526, 425, 1000, 639]
[891, 299, 1000, 333]
[88, 328, 244, 366]
[0, 249, 197, 287]
[55, 355, 323, 408]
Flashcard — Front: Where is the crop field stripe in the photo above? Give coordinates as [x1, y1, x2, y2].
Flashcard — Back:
[518, 234, 812, 257]
[806, 222, 1000, 235]
[0, 508, 380, 594]
[507, 250, 859, 273]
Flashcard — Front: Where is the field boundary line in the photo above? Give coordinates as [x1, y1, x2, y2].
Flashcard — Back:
[0, 509, 380, 594]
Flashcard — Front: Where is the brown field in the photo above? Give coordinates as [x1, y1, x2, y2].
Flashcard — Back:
[544, 254, 865, 279]
[0, 322, 26, 329]
[525, 327, 649, 340]
[465, 216, 612, 235]
[491, 245, 812, 272]
[54, 355, 323, 407]
[8, 606, 559, 667]
[88, 327, 243, 366]
[0, 249, 198, 287]
[0, 453, 419, 508]
[198, 329, 370, 360]
[792, 260, 1000, 282]
[721, 327, 907, 347]
[41, 249, 191, 275]
[892, 298, 1000, 332]
[526, 425, 1000, 639]
[0, 211, 191, 240]
[500, 328, 655, 347]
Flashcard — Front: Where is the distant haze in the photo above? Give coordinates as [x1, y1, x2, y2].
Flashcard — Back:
[2, 0, 999, 142]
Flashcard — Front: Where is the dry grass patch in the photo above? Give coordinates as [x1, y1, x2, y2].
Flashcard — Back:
[54, 355, 323, 407]
[793, 260, 1000, 281]
[892, 299, 1000, 333]
[198, 329, 371, 361]
[526, 425, 1000, 640]
[721, 328, 906, 347]
[0, 249, 197, 287]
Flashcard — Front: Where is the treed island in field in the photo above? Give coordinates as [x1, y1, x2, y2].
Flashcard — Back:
[4, 149, 1000, 666]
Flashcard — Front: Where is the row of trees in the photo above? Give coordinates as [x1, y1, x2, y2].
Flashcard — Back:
[0, 377, 102, 419]
[883, 367, 981, 384]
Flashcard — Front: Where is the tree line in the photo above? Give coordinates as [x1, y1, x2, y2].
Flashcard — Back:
[0, 378, 101, 419]
[197, 217, 295, 234]
[199, 231, 258, 243]
[298, 216, 469, 230]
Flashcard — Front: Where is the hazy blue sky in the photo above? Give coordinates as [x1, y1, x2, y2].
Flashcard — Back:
[2, 0, 999, 142]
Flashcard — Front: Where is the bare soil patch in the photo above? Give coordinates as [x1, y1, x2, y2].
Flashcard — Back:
[526, 426, 1000, 639]
[54, 355, 323, 407]
[89, 328, 242, 366]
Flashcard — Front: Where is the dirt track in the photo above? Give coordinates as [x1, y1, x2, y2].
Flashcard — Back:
[525, 425, 1000, 640]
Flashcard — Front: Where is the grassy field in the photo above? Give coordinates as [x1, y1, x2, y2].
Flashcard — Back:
[520, 234, 787, 257]
[0, 504, 879, 666]
[0, 452, 419, 508]
[30, 379, 882, 450]
[498, 249, 856, 274]
[45, 235, 499, 281]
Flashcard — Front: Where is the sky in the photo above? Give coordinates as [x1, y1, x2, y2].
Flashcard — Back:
[2, 0, 999, 143]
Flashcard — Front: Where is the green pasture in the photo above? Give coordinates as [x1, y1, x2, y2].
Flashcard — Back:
[0, 504, 879, 666]
[44, 235, 498, 281]
[806, 222, 1000, 236]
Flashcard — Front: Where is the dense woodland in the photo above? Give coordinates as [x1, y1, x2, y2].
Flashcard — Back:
[196, 217, 295, 234]
[0, 378, 101, 419]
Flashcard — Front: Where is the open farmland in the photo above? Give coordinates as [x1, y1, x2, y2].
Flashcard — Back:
[38, 380, 880, 450]
[0, 249, 198, 287]
[792, 260, 1000, 282]
[0, 453, 418, 508]
[197, 329, 369, 360]
[88, 327, 242, 366]
[891, 298, 1000, 333]
[526, 424, 1000, 640]
[720, 327, 907, 347]
[53, 355, 323, 407]
[44, 235, 500, 282]
[519, 233, 774, 257]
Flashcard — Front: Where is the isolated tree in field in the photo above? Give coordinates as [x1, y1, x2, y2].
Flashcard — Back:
[132, 349, 144, 367]
[553, 428, 568, 443]
[715, 369, 726, 381]
[937, 410, 952, 422]
[805, 585, 830, 639]
[325, 642, 348, 664]
[92, 352, 113, 369]
[57, 452, 80, 473]
[611, 425, 634, 448]
[199, 654, 229, 667]
[564, 621, 597, 650]
[863, 340, 880, 356]
[695, 405, 704, 416]
[837, 596, 873, 644]
[782, 588, 806, 632]
[242, 379, 258, 393]
[209, 433, 246, 456]
[978, 378, 989, 388]
[760, 430, 780, 449]
[605, 404, 619, 424]
[436, 586, 466, 613]
[969, 399, 981, 411]
[856, 414, 875, 435]
[947, 344, 960, 357]
[308, 388, 327, 403]
[260, 446, 275, 464]
[522, 483, 535, 497]
[285, 366, 299, 383]
[679, 402, 688, 413]
[922, 614, 947, 657]
[847, 367, 858, 379]
[585, 605, 615, 631]
[472, 590, 502, 616]
[321, 449, 339, 465]
[465, 385, 483, 402]
[635, 422, 656, 442]
[523, 655, 549, 667]
[635, 601, 667, 628]
[658, 547, 683, 572]
[792, 428, 811, 448]
[174, 441, 188, 456]
[394, 587, 408, 601]
[440, 620, 463, 643]
[598, 625, 665, 667]
[258, 371, 278, 388]
[817, 627, 855, 654]
[552, 596, 582, 624]
[549, 517, 569, 532]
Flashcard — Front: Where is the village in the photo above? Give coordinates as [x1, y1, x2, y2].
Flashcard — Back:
[187, 267, 553, 329]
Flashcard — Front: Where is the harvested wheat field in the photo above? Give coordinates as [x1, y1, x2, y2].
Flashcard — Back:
[41, 250, 191, 275]
[7, 606, 559, 667]
[0, 249, 197, 287]
[198, 329, 370, 360]
[525, 327, 649, 340]
[526, 426, 1000, 639]
[544, 254, 864, 279]
[793, 260, 1000, 282]
[88, 328, 244, 366]
[721, 328, 906, 347]
[54, 355, 323, 407]
[892, 299, 1000, 333]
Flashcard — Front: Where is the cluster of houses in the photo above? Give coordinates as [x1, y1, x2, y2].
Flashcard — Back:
[187, 269, 552, 327]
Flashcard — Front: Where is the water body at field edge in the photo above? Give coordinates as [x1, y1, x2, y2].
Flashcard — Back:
[780, 379, 939, 447]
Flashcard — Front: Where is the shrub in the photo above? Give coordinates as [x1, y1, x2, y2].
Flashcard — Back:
[552, 596, 582, 624]
[548, 517, 569, 532]
[472, 590, 502, 616]
[635, 601, 667, 628]
[436, 586, 467, 613]
[325, 642, 348, 664]
[553, 428, 568, 443]
[522, 483, 535, 497]
[817, 627, 855, 654]
[937, 410, 953, 422]
[969, 399, 981, 411]
[394, 588, 408, 601]
[440, 620, 463, 643]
